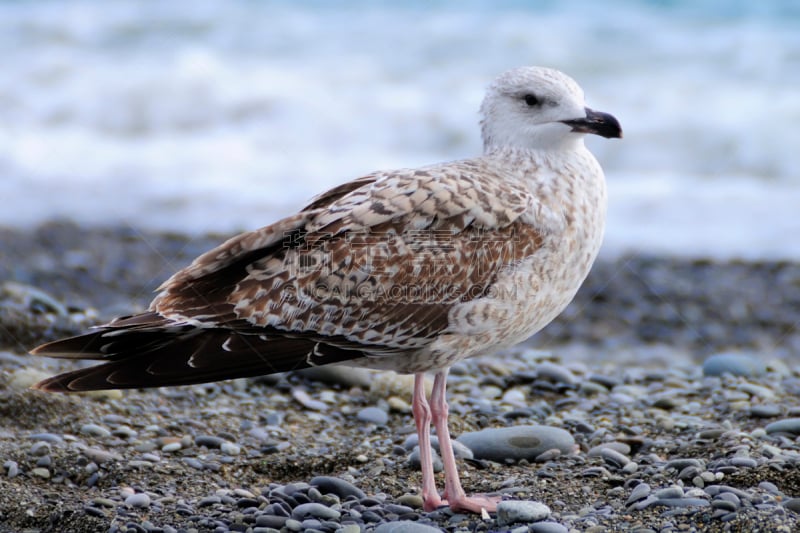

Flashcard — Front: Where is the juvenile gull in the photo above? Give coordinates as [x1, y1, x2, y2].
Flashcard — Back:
[31, 66, 621, 513]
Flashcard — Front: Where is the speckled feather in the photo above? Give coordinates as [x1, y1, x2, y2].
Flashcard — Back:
[30, 66, 618, 392]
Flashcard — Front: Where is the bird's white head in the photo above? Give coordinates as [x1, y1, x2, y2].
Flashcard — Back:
[480, 66, 622, 153]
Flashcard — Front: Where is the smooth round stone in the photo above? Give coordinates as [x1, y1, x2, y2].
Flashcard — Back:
[531, 522, 569, 533]
[220, 442, 241, 455]
[738, 383, 776, 401]
[535, 362, 576, 385]
[765, 418, 800, 436]
[655, 498, 710, 508]
[587, 442, 631, 457]
[496, 500, 551, 526]
[730, 456, 757, 468]
[408, 446, 443, 472]
[626, 483, 651, 506]
[255, 514, 288, 528]
[28, 433, 63, 444]
[4, 461, 19, 478]
[195, 435, 225, 449]
[125, 493, 151, 508]
[374, 521, 443, 533]
[783, 498, 800, 512]
[457, 426, 574, 462]
[161, 442, 182, 453]
[31, 467, 50, 479]
[80, 424, 111, 438]
[291, 502, 341, 520]
[83, 447, 122, 464]
[309, 476, 366, 500]
[600, 448, 630, 468]
[29, 441, 51, 456]
[702, 353, 766, 377]
[654, 486, 684, 499]
[356, 407, 389, 425]
[198, 495, 221, 507]
[402, 435, 473, 459]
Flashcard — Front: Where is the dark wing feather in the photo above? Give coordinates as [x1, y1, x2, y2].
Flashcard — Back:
[31, 314, 375, 392]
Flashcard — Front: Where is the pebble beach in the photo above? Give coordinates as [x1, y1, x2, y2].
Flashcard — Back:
[1, 222, 799, 532]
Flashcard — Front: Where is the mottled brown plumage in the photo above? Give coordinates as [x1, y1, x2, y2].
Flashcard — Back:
[31, 66, 621, 513]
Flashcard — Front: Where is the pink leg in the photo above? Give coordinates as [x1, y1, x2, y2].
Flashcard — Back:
[412, 373, 445, 511]
[430, 369, 500, 513]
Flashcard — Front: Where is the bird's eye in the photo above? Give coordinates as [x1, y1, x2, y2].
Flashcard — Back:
[523, 94, 540, 107]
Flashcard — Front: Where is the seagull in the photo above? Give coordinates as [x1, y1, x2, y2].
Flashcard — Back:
[30, 66, 621, 513]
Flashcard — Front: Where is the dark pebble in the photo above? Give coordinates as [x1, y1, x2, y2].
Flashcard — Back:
[84, 505, 106, 518]
[255, 514, 288, 528]
[309, 476, 366, 500]
[195, 435, 225, 448]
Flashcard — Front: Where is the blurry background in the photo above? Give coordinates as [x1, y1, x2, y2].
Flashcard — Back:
[0, 0, 798, 259]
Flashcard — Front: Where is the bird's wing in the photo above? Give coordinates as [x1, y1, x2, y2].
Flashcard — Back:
[153, 160, 550, 350]
[32, 161, 557, 392]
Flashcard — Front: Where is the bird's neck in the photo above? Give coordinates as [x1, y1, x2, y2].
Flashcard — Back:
[482, 140, 587, 165]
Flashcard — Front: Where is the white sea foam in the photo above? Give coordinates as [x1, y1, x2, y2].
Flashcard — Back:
[1, 0, 798, 259]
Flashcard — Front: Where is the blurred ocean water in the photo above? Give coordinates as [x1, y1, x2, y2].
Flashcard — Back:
[0, 0, 798, 259]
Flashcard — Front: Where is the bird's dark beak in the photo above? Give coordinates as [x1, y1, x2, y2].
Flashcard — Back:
[562, 107, 622, 139]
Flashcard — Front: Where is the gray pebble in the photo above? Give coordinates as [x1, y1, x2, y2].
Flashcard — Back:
[496, 500, 551, 526]
[125, 493, 151, 508]
[530, 523, 569, 533]
[80, 423, 111, 438]
[626, 483, 651, 506]
[374, 521, 442, 533]
[730, 456, 757, 468]
[765, 418, 800, 435]
[715, 492, 741, 509]
[702, 352, 766, 377]
[600, 447, 630, 468]
[759, 481, 781, 495]
[291, 502, 340, 520]
[356, 406, 389, 425]
[29, 441, 51, 456]
[31, 467, 50, 479]
[587, 441, 631, 457]
[28, 433, 63, 444]
[309, 476, 366, 500]
[198, 495, 221, 507]
[402, 435, 473, 459]
[161, 441, 182, 453]
[255, 514, 288, 528]
[408, 446, 442, 472]
[83, 447, 122, 464]
[283, 518, 303, 531]
[535, 362, 576, 384]
[220, 441, 241, 455]
[4, 461, 19, 478]
[195, 435, 225, 448]
[783, 498, 800, 512]
[457, 425, 574, 462]
[654, 498, 710, 508]
[654, 486, 684, 499]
